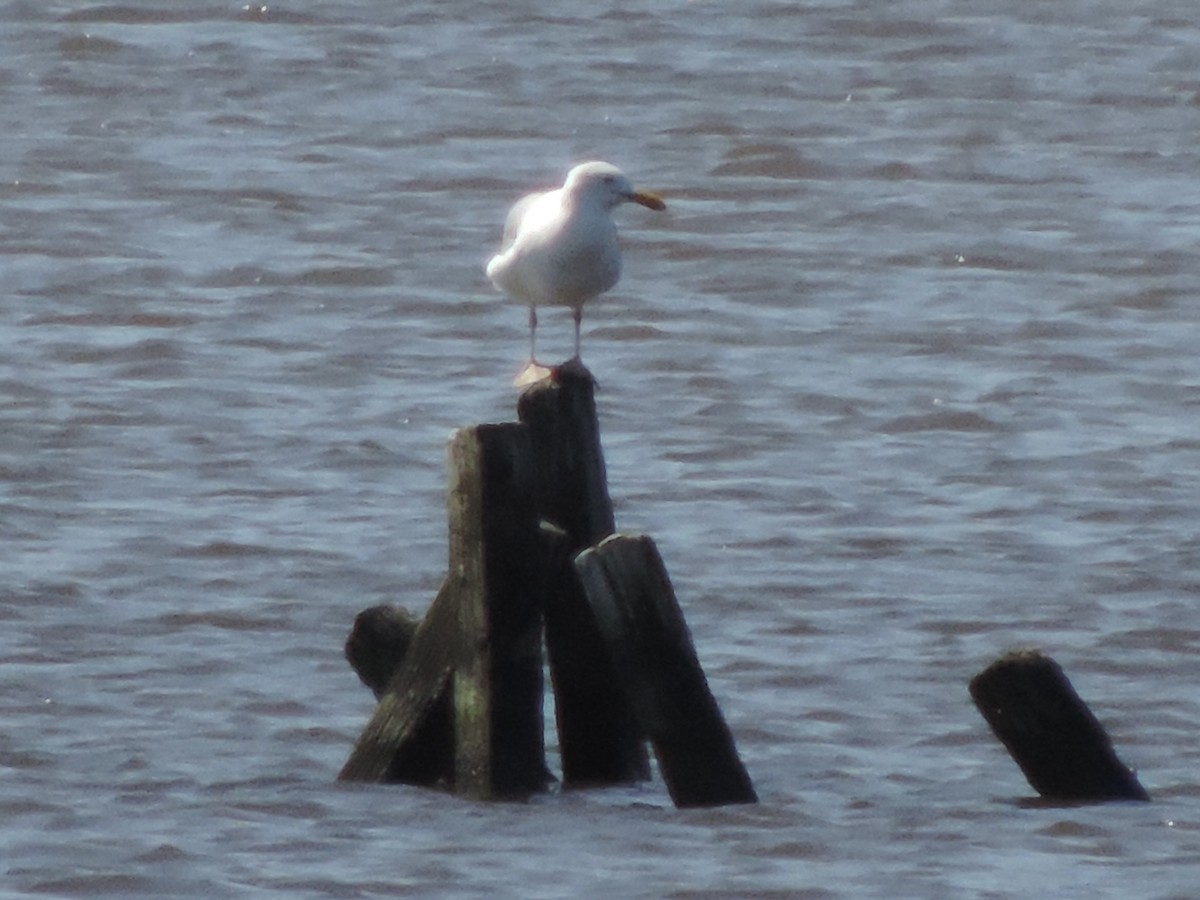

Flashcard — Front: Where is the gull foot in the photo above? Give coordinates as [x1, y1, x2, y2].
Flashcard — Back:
[513, 361, 554, 387]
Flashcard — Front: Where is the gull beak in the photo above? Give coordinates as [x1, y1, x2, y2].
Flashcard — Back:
[629, 190, 666, 211]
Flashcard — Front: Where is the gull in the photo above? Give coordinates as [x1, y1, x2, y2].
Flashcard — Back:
[485, 161, 665, 378]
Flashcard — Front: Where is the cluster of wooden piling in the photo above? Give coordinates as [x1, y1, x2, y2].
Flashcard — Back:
[339, 368, 1150, 808]
[339, 368, 755, 807]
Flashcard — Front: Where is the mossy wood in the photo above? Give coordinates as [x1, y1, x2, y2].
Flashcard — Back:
[447, 424, 547, 799]
[340, 425, 547, 798]
[340, 368, 749, 805]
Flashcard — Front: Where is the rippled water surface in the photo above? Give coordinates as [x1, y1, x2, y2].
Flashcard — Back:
[4, 1, 1200, 897]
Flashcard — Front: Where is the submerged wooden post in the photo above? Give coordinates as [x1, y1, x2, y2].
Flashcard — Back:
[576, 534, 757, 808]
[340, 424, 547, 798]
[969, 649, 1150, 802]
[518, 369, 650, 786]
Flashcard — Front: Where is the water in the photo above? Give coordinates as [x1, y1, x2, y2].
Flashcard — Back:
[3, 1, 1200, 896]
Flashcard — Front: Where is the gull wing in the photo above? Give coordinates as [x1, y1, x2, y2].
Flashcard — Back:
[498, 191, 543, 253]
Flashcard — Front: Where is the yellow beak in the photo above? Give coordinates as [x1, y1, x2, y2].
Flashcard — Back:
[630, 190, 666, 211]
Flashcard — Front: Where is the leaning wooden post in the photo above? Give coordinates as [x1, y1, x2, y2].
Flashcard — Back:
[969, 649, 1150, 802]
[447, 424, 547, 799]
[343, 604, 454, 786]
[518, 368, 650, 786]
[576, 534, 757, 807]
[338, 578, 461, 783]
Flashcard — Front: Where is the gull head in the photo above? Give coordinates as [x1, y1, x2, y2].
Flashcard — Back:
[563, 161, 666, 212]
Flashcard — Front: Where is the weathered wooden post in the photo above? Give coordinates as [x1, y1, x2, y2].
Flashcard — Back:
[969, 649, 1150, 802]
[518, 369, 650, 786]
[340, 371, 754, 805]
[517, 367, 616, 544]
[448, 424, 547, 798]
[576, 534, 757, 807]
[338, 578, 461, 784]
[344, 604, 453, 785]
[339, 424, 547, 799]
[345, 604, 421, 700]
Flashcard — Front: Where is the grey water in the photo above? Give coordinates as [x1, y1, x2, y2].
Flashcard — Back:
[4, 1, 1200, 896]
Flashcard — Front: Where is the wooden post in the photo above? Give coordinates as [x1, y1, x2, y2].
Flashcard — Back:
[447, 423, 547, 799]
[340, 424, 548, 798]
[345, 604, 421, 700]
[575, 534, 757, 808]
[518, 369, 650, 786]
[344, 605, 454, 785]
[517, 367, 615, 543]
[338, 578, 461, 783]
[969, 649, 1150, 802]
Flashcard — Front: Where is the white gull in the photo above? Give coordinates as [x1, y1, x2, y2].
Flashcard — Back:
[485, 161, 665, 377]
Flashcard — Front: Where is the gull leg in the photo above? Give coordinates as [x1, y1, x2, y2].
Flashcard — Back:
[571, 306, 582, 361]
[558, 306, 592, 382]
[514, 306, 553, 387]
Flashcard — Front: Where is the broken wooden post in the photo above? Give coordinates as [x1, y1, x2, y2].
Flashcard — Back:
[969, 649, 1150, 802]
[344, 604, 453, 786]
[340, 424, 548, 799]
[575, 533, 757, 808]
[518, 368, 650, 786]
[345, 604, 421, 700]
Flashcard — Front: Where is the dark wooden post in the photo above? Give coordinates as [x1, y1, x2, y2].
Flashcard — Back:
[575, 534, 757, 808]
[969, 649, 1150, 802]
[344, 604, 453, 786]
[340, 424, 548, 799]
[517, 367, 615, 543]
[345, 604, 421, 700]
[447, 423, 547, 799]
[518, 369, 650, 786]
[338, 578, 461, 783]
